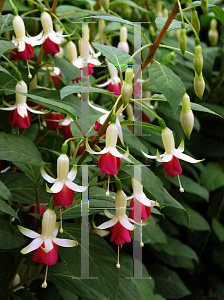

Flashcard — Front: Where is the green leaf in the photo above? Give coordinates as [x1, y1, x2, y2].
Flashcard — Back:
[120, 120, 162, 134]
[0, 40, 15, 57]
[60, 85, 114, 99]
[92, 43, 131, 73]
[203, 47, 219, 81]
[155, 17, 190, 32]
[148, 63, 185, 113]
[0, 172, 50, 205]
[190, 102, 224, 118]
[143, 216, 167, 244]
[2, 0, 30, 12]
[54, 56, 81, 84]
[0, 199, 19, 220]
[201, 162, 224, 191]
[13, 163, 44, 187]
[166, 174, 209, 201]
[0, 132, 46, 166]
[211, 6, 224, 25]
[212, 218, 224, 242]
[0, 181, 11, 202]
[0, 217, 26, 250]
[151, 236, 198, 262]
[149, 264, 191, 299]
[50, 223, 119, 300]
[110, 0, 154, 16]
[0, 13, 14, 34]
[0, 66, 17, 80]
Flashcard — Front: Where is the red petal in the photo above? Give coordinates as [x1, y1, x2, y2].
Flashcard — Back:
[9, 108, 31, 129]
[53, 185, 74, 207]
[62, 124, 73, 140]
[9, 43, 34, 61]
[43, 37, 60, 55]
[129, 198, 151, 221]
[108, 82, 121, 96]
[163, 156, 182, 177]
[45, 112, 63, 130]
[110, 222, 131, 245]
[40, 242, 58, 265]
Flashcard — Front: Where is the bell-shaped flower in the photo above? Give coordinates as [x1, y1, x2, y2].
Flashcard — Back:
[0, 80, 45, 129]
[39, 12, 64, 55]
[9, 15, 41, 61]
[97, 59, 121, 95]
[142, 126, 203, 192]
[128, 178, 159, 222]
[18, 208, 77, 288]
[117, 26, 129, 54]
[44, 112, 64, 130]
[86, 122, 129, 175]
[41, 154, 87, 207]
[78, 37, 101, 72]
[61, 115, 74, 140]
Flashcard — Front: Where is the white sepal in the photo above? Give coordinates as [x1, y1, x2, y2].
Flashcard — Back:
[18, 225, 40, 239]
[65, 180, 87, 192]
[49, 180, 64, 193]
[53, 237, 78, 247]
[104, 209, 114, 219]
[172, 150, 204, 164]
[119, 216, 134, 230]
[20, 237, 43, 254]
[40, 167, 56, 184]
[67, 165, 77, 181]
[97, 217, 118, 229]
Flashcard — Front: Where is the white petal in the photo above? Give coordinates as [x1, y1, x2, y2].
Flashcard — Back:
[53, 237, 78, 247]
[88, 101, 109, 114]
[40, 166, 56, 184]
[119, 216, 134, 230]
[127, 195, 134, 201]
[49, 32, 61, 44]
[177, 139, 185, 153]
[159, 152, 173, 162]
[17, 105, 27, 117]
[99, 113, 109, 124]
[85, 138, 108, 155]
[141, 150, 157, 160]
[110, 148, 126, 158]
[44, 238, 53, 251]
[18, 225, 40, 238]
[134, 193, 152, 207]
[172, 150, 204, 164]
[20, 237, 43, 254]
[2, 100, 14, 107]
[50, 180, 64, 193]
[18, 41, 25, 52]
[104, 209, 114, 219]
[116, 119, 124, 146]
[61, 117, 73, 126]
[26, 105, 46, 114]
[53, 222, 60, 237]
[67, 165, 77, 181]
[96, 80, 111, 88]
[0, 106, 17, 111]
[65, 180, 87, 192]
[98, 217, 118, 229]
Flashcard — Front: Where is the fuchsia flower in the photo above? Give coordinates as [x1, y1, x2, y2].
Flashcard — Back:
[9, 15, 40, 61]
[61, 115, 74, 140]
[86, 122, 129, 175]
[18, 208, 77, 288]
[41, 154, 87, 207]
[117, 26, 129, 53]
[0, 80, 45, 129]
[142, 126, 203, 192]
[44, 112, 64, 130]
[97, 60, 121, 95]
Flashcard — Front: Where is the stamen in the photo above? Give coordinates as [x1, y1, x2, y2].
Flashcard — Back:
[106, 175, 110, 196]
[27, 61, 32, 79]
[41, 265, 48, 288]
[116, 245, 120, 269]
[38, 115, 44, 130]
[60, 206, 63, 233]
[0, 166, 11, 173]
[140, 224, 144, 247]
[178, 175, 184, 193]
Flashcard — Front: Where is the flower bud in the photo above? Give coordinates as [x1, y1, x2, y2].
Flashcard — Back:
[194, 72, 205, 100]
[122, 64, 133, 106]
[67, 41, 77, 63]
[180, 23, 187, 55]
[156, 1, 163, 18]
[193, 40, 203, 76]
[191, 8, 200, 35]
[117, 26, 129, 53]
[201, 0, 208, 16]
[180, 93, 194, 139]
[163, 8, 169, 18]
[149, 25, 156, 42]
[174, 28, 180, 42]
[100, 0, 109, 12]
[208, 19, 218, 46]
[123, 4, 131, 19]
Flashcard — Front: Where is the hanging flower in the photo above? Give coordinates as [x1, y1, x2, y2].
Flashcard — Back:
[86, 121, 129, 175]
[44, 112, 64, 130]
[49, 67, 61, 85]
[40, 154, 87, 207]
[117, 26, 129, 53]
[18, 207, 77, 288]
[61, 115, 74, 140]
[0, 80, 45, 129]
[9, 15, 41, 61]
[97, 59, 121, 95]
[39, 12, 63, 55]
[128, 178, 159, 222]
[66, 40, 82, 81]
[142, 126, 203, 192]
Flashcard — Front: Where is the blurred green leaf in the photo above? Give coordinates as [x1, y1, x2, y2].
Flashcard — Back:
[0, 40, 14, 57]
[60, 85, 114, 99]
[212, 218, 224, 242]
[201, 162, 224, 191]
[0, 181, 11, 202]
[211, 6, 224, 25]
[54, 56, 81, 84]
[155, 17, 190, 32]
[0, 199, 19, 220]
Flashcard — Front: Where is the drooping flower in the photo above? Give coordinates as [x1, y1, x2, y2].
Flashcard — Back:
[142, 126, 203, 192]
[9, 15, 41, 61]
[86, 120, 129, 175]
[49, 67, 62, 85]
[39, 12, 64, 55]
[0, 80, 45, 128]
[61, 115, 74, 140]
[41, 154, 87, 207]
[117, 26, 129, 53]
[18, 207, 77, 288]
[44, 112, 64, 130]
[97, 59, 121, 95]
[66, 40, 82, 81]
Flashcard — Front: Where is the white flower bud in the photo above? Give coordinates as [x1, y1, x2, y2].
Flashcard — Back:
[41, 209, 56, 238]
[161, 127, 175, 154]
[16, 80, 27, 105]
[57, 154, 69, 181]
[13, 16, 25, 39]
[106, 123, 118, 148]
[67, 41, 78, 63]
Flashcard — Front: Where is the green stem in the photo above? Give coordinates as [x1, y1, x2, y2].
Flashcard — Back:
[158, 44, 194, 57]
[176, 0, 184, 23]
[51, 13, 69, 34]
[130, 98, 161, 120]
[183, 11, 198, 38]
[2, 55, 20, 73]
[21, 9, 39, 17]
[131, 43, 153, 61]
